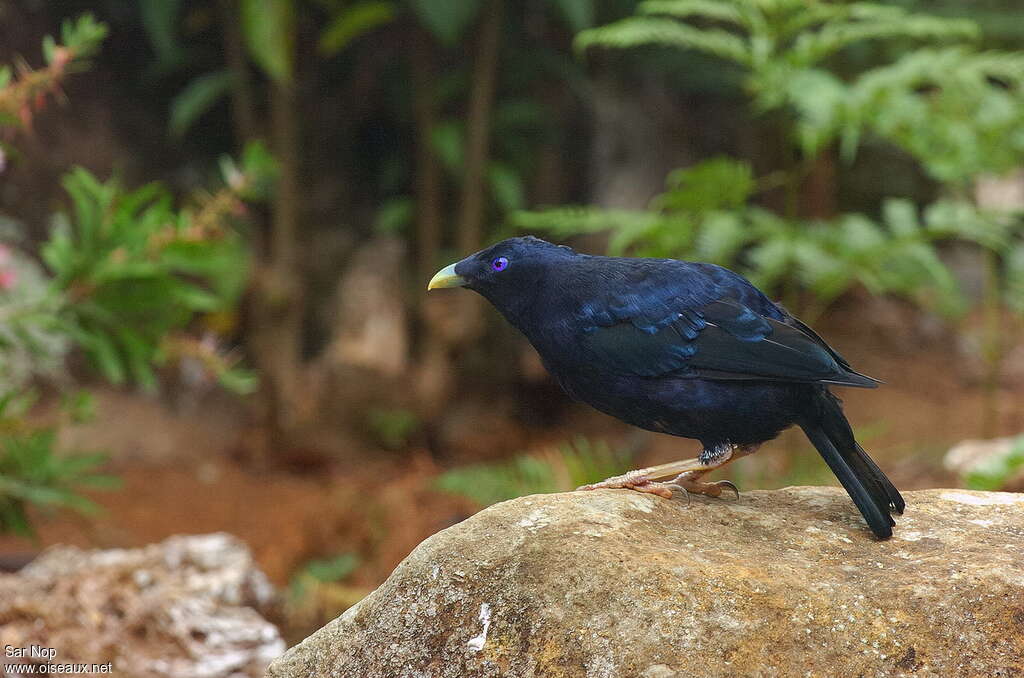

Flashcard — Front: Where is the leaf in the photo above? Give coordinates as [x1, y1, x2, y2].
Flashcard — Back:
[302, 553, 360, 582]
[169, 71, 234, 139]
[139, 0, 185, 72]
[241, 0, 295, 82]
[882, 199, 919, 237]
[409, 0, 483, 47]
[218, 367, 259, 395]
[576, 17, 752, 66]
[319, 1, 395, 55]
[658, 157, 756, 212]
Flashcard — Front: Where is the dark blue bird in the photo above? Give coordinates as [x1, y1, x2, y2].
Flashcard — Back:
[428, 236, 904, 538]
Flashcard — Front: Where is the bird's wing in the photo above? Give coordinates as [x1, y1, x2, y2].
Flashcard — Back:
[580, 297, 876, 387]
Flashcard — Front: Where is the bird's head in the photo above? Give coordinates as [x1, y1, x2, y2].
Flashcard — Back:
[427, 236, 576, 320]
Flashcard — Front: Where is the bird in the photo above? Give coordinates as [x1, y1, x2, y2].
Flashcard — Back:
[428, 236, 904, 539]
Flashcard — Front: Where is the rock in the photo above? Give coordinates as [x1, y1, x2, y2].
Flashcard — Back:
[324, 236, 409, 377]
[269, 487, 1024, 678]
[0, 533, 284, 677]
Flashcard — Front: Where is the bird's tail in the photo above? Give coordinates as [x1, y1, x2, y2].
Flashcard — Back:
[799, 389, 904, 539]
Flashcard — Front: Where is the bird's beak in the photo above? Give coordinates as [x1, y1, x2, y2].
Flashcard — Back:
[427, 262, 468, 290]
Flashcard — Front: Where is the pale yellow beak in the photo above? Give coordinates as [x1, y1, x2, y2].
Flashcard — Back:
[427, 263, 468, 290]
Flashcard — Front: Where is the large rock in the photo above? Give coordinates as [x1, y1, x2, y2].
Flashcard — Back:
[269, 487, 1024, 678]
[1, 533, 284, 677]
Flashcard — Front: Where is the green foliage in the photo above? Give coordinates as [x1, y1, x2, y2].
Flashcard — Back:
[40, 169, 249, 389]
[434, 437, 632, 506]
[0, 393, 119, 537]
[169, 70, 235, 139]
[578, 0, 1024, 183]
[529, 2, 1024, 321]
[138, 0, 185, 73]
[963, 436, 1024, 491]
[844, 48, 1024, 183]
[0, 14, 108, 127]
[242, 0, 296, 82]
[51, 13, 108, 63]
[288, 552, 361, 602]
[0, 244, 68, 393]
[319, 1, 396, 55]
[512, 156, 1024, 318]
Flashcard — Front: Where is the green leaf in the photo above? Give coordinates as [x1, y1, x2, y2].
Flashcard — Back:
[882, 199, 919, 237]
[241, 0, 295, 82]
[42, 35, 56, 64]
[169, 71, 234, 139]
[640, 0, 748, 27]
[576, 17, 752, 66]
[218, 367, 259, 395]
[658, 157, 756, 212]
[409, 0, 483, 47]
[139, 0, 185, 72]
[319, 1, 395, 55]
[303, 553, 360, 582]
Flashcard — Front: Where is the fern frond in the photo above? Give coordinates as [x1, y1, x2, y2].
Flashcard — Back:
[791, 13, 977, 66]
[576, 17, 752, 66]
[640, 0, 749, 28]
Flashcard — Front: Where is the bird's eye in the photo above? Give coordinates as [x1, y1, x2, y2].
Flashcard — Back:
[490, 256, 509, 272]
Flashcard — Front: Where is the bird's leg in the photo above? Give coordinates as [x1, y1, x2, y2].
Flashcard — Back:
[576, 443, 760, 500]
[663, 443, 760, 499]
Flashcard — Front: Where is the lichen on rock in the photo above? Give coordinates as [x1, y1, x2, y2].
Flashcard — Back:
[0, 533, 284, 677]
[269, 487, 1024, 678]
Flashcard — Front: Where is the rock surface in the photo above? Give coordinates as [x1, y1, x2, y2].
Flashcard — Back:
[0, 533, 284, 677]
[269, 487, 1024, 678]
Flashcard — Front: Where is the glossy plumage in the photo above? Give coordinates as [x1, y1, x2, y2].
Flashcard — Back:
[432, 236, 903, 538]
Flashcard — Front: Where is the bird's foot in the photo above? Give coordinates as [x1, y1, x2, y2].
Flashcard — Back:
[666, 473, 740, 501]
[576, 468, 684, 499]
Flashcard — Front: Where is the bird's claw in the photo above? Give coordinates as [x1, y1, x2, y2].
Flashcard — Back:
[666, 484, 691, 505]
[716, 480, 740, 501]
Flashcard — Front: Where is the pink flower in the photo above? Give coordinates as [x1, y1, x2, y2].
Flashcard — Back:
[0, 269, 15, 291]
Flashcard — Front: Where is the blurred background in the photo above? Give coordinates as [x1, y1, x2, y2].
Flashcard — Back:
[1, 0, 1023, 647]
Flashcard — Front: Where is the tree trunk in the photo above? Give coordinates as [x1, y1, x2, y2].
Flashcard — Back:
[249, 76, 304, 449]
[456, 0, 504, 253]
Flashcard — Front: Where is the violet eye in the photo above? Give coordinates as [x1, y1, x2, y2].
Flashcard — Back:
[490, 256, 509, 272]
